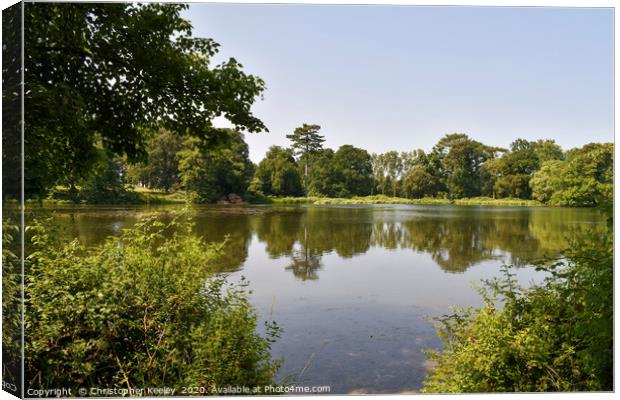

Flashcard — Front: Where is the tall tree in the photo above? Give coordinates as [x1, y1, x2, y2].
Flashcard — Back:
[307, 149, 337, 197]
[250, 146, 303, 197]
[370, 153, 387, 195]
[332, 145, 373, 197]
[178, 129, 254, 203]
[383, 151, 403, 197]
[286, 124, 325, 196]
[432, 134, 502, 199]
[24, 3, 267, 198]
[401, 149, 441, 198]
[490, 139, 563, 199]
[125, 129, 185, 192]
[531, 143, 613, 206]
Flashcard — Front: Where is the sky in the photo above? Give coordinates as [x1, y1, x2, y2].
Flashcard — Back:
[183, 4, 614, 163]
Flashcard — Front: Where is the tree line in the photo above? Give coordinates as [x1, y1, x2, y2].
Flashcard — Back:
[12, 3, 611, 208]
[82, 124, 612, 207]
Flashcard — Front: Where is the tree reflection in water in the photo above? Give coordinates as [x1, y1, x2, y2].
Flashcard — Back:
[39, 205, 607, 280]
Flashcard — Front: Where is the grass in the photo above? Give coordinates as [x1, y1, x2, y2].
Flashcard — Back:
[39, 186, 189, 205]
[35, 187, 544, 207]
[267, 195, 544, 207]
[132, 187, 188, 204]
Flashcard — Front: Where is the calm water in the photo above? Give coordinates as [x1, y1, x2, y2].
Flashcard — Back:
[27, 204, 605, 394]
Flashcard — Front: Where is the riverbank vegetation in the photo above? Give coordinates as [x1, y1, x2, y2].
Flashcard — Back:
[423, 211, 613, 392]
[250, 132, 611, 207]
[39, 127, 612, 208]
[267, 195, 541, 207]
[5, 214, 281, 391]
[14, 3, 611, 208]
[5, 1, 613, 394]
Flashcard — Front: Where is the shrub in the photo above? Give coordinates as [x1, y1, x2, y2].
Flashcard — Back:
[2, 222, 22, 392]
[23, 214, 280, 391]
[423, 228, 612, 392]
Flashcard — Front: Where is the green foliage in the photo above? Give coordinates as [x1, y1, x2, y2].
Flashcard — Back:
[432, 134, 502, 199]
[2, 4, 22, 201]
[286, 124, 326, 196]
[79, 151, 139, 204]
[125, 129, 186, 192]
[485, 139, 563, 199]
[401, 150, 440, 198]
[529, 160, 563, 204]
[23, 214, 281, 390]
[250, 146, 303, 197]
[306, 149, 337, 197]
[331, 145, 373, 197]
[423, 226, 612, 392]
[24, 3, 266, 199]
[381, 151, 404, 197]
[267, 195, 542, 207]
[2, 221, 22, 389]
[286, 124, 326, 158]
[530, 143, 613, 206]
[402, 168, 435, 199]
[53, 136, 611, 207]
[178, 129, 255, 203]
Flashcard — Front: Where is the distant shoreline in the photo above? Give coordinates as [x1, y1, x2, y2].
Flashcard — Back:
[265, 195, 544, 207]
[17, 191, 550, 208]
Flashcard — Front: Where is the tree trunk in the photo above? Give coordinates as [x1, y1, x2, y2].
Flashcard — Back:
[304, 159, 308, 197]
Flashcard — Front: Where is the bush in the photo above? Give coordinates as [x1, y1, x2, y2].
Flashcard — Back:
[2, 222, 22, 392]
[23, 214, 280, 391]
[423, 227, 612, 392]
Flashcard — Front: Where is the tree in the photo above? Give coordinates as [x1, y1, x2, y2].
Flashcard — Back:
[532, 139, 564, 163]
[530, 143, 613, 206]
[286, 124, 325, 196]
[479, 158, 503, 198]
[529, 160, 564, 204]
[402, 168, 435, 198]
[79, 150, 138, 204]
[125, 129, 186, 192]
[250, 146, 303, 197]
[331, 145, 373, 197]
[24, 3, 267, 198]
[401, 149, 442, 198]
[432, 134, 500, 199]
[307, 149, 337, 197]
[382, 151, 403, 197]
[370, 153, 387, 195]
[178, 129, 254, 203]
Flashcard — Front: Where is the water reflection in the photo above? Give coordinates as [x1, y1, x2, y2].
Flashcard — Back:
[26, 204, 606, 393]
[34, 204, 606, 279]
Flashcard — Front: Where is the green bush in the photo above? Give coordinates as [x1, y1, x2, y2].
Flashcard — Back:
[423, 228, 612, 392]
[2, 222, 22, 391]
[23, 214, 280, 391]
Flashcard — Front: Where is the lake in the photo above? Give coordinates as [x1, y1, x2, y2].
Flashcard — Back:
[26, 204, 605, 394]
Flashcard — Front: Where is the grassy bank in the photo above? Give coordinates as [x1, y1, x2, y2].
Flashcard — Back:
[39, 186, 188, 205]
[268, 195, 543, 207]
[132, 188, 188, 204]
[36, 188, 543, 207]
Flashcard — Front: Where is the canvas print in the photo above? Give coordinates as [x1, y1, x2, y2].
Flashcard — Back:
[2, 1, 614, 397]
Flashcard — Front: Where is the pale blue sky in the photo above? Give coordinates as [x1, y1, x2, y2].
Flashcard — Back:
[184, 5, 614, 163]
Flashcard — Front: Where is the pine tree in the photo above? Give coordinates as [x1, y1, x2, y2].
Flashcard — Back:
[286, 124, 325, 196]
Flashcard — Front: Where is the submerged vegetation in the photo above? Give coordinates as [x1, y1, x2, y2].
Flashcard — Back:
[423, 212, 613, 392]
[6, 215, 281, 390]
